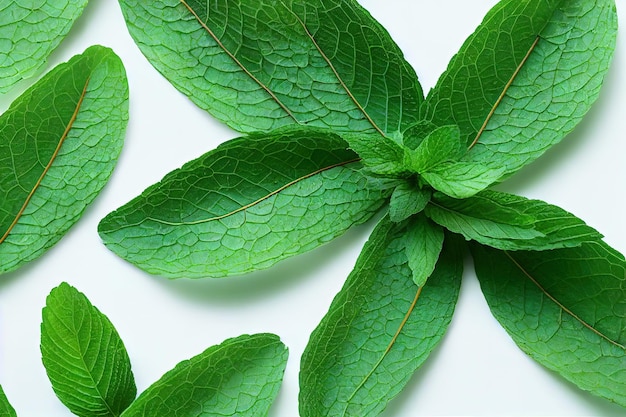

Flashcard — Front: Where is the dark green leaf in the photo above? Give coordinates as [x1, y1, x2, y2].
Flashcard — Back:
[0, 45, 128, 275]
[0, 385, 16, 417]
[118, 0, 422, 134]
[299, 216, 463, 416]
[423, 0, 617, 180]
[99, 127, 391, 278]
[0, 0, 88, 93]
[426, 190, 602, 250]
[472, 241, 626, 406]
[41, 283, 136, 417]
[120, 334, 288, 417]
[388, 182, 431, 223]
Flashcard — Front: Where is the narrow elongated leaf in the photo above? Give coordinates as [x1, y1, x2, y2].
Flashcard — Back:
[99, 128, 391, 278]
[0, 0, 88, 93]
[404, 214, 444, 287]
[471, 242, 626, 406]
[0, 385, 16, 417]
[388, 182, 431, 223]
[426, 190, 602, 250]
[41, 283, 136, 417]
[117, 0, 422, 134]
[423, 0, 617, 180]
[120, 334, 288, 417]
[299, 216, 463, 417]
[0, 45, 128, 274]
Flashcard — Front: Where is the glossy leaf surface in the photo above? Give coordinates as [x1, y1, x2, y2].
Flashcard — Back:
[41, 283, 136, 417]
[0, 0, 88, 93]
[472, 242, 626, 406]
[300, 217, 463, 416]
[117, 0, 423, 134]
[0, 45, 128, 274]
[99, 128, 391, 278]
[121, 334, 288, 417]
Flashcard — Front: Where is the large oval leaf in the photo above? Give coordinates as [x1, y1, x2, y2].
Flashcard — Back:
[117, 0, 422, 134]
[41, 283, 136, 417]
[471, 241, 626, 406]
[98, 128, 391, 278]
[0, 45, 128, 275]
[120, 334, 288, 417]
[0, 0, 88, 93]
[423, 0, 617, 182]
[299, 216, 463, 417]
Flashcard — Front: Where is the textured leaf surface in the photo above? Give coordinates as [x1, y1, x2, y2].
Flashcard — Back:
[117, 0, 422, 134]
[426, 190, 602, 250]
[472, 242, 626, 406]
[0, 0, 88, 93]
[41, 283, 136, 417]
[423, 0, 617, 181]
[421, 162, 504, 199]
[0, 385, 16, 417]
[299, 217, 463, 417]
[388, 182, 430, 223]
[99, 128, 391, 278]
[121, 334, 288, 417]
[404, 214, 444, 287]
[406, 125, 463, 173]
[0, 45, 128, 274]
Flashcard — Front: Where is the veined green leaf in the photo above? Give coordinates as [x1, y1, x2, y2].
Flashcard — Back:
[404, 214, 444, 287]
[120, 334, 288, 417]
[423, 0, 617, 180]
[0, 0, 88, 93]
[0, 385, 16, 417]
[388, 182, 431, 223]
[406, 125, 464, 173]
[426, 190, 602, 251]
[421, 161, 504, 199]
[342, 132, 406, 177]
[41, 283, 136, 417]
[299, 216, 463, 417]
[0, 45, 128, 275]
[98, 128, 391, 278]
[471, 242, 626, 406]
[117, 0, 423, 134]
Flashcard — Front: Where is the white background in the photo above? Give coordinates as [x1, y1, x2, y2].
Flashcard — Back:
[1, 0, 625, 416]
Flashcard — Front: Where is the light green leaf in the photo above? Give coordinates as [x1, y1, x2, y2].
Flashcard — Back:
[388, 182, 431, 223]
[471, 241, 626, 406]
[426, 190, 602, 251]
[0, 0, 88, 93]
[421, 162, 505, 199]
[406, 125, 464, 172]
[299, 216, 464, 417]
[41, 282, 136, 417]
[404, 214, 444, 287]
[0, 385, 16, 417]
[99, 128, 391, 278]
[423, 0, 617, 180]
[342, 132, 406, 177]
[0, 45, 128, 275]
[117, 0, 422, 134]
[120, 334, 288, 417]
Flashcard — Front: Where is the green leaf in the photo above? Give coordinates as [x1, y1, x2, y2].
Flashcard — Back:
[388, 182, 431, 223]
[406, 125, 464, 173]
[342, 132, 406, 176]
[0, 0, 88, 93]
[404, 214, 444, 287]
[120, 334, 288, 417]
[421, 161, 504, 199]
[299, 216, 464, 417]
[0, 45, 128, 275]
[99, 127, 391, 278]
[426, 190, 602, 251]
[423, 0, 617, 180]
[41, 282, 136, 417]
[117, 0, 422, 134]
[0, 385, 16, 417]
[471, 241, 626, 406]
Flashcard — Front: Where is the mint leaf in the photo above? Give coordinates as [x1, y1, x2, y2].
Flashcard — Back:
[342, 132, 406, 176]
[0, 45, 128, 275]
[406, 125, 464, 172]
[388, 182, 431, 223]
[0, 385, 16, 417]
[0, 0, 88, 93]
[423, 0, 617, 180]
[41, 283, 136, 417]
[117, 0, 422, 134]
[421, 161, 505, 199]
[471, 241, 626, 406]
[99, 127, 391, 278]
[120, 334, 288, 417]
[300, 216, 463, 416]
[404, 214, 444, 287]
[426, 190, 602, 250]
